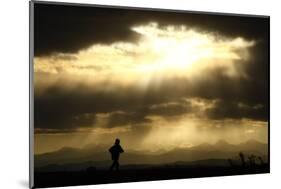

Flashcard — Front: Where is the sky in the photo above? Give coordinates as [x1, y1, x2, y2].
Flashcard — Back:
[33, 3, 269, 154]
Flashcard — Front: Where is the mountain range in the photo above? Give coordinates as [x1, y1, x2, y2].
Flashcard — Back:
[34, 139, 268, 172]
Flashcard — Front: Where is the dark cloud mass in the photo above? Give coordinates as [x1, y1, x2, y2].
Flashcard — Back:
[33, 2, 269, 133]
[107, 112, 151, 128]
[206, 99, 267, 121]
[148, 101, 193, 117]
[34, 3, 268, 56]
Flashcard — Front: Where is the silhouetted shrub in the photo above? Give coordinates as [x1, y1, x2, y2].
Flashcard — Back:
[239, 152, 246, 167]
[248, 155, 257, 167]
[258, 156, 264, 165]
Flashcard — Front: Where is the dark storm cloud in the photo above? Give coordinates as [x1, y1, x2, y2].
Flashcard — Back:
[34, 2, 268, 56]
[35, 128, 79, 134]
[34, 101, 97, 131]
[34, 3, 141, 56]
[34, 78, 148, 131]
[206, 99, 267, 121]
[148, 100, 193, 117]
[34, 78, 177, 131]
[106, 100, 194, 128]
[107, 112, 151, 128]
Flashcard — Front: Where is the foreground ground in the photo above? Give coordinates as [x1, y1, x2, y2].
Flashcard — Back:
[34, 164, 269, 188]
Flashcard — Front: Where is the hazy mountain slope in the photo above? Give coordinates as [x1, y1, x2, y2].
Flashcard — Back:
[35, 139, 268, 169]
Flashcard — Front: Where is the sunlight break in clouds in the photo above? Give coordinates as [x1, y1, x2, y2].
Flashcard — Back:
[34, 22, 255, 88]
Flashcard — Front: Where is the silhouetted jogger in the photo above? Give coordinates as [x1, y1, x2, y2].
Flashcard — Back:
[109, 138, 124, 171]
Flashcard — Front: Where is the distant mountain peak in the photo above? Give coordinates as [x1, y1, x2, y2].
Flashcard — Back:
[215, 139, 229, 146]
[197, 142, 212, 147]
[58, 146, 78, 153]
[244, 139, 260, 144]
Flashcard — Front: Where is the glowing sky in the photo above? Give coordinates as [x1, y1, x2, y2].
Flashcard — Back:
[33, 5, 269, 154]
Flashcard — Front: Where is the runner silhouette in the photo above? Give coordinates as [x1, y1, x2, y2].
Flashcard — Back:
[109, 138, 124, 171]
